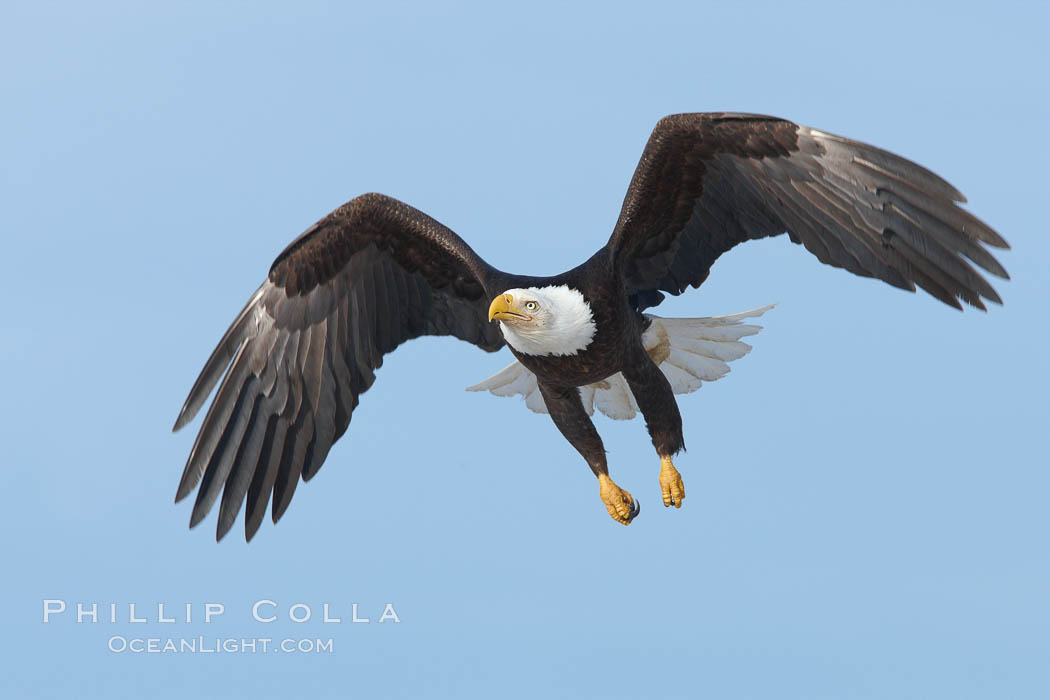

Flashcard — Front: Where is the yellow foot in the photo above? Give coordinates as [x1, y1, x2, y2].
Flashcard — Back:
[598, 474, 640, 526]
[659, 455, 685, 508]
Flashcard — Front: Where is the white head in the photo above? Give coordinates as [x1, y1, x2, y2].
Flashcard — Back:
[487, 285, 596, 357]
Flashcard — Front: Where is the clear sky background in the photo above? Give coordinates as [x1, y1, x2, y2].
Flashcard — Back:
[3, 1, 1048, 698]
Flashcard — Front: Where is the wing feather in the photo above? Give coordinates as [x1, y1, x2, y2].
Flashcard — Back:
[174, 193, 506, 540]
[607, 113, 1008, 311]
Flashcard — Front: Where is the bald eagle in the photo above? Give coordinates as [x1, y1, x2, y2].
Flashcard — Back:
[173, 113, 1008, 541]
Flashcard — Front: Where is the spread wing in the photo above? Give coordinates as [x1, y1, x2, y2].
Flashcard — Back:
[173, 193, 505, 541]
[607, 113, 1009, 311]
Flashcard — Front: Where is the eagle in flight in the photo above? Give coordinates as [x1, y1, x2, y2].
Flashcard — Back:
[173, 113, 1008, 540]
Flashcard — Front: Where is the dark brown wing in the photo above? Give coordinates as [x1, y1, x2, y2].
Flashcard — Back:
[172, 193, 505, 541]
[607, 113, 1009, 310]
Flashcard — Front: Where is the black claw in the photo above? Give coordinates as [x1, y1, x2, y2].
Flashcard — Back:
[626, 498, 640, 523]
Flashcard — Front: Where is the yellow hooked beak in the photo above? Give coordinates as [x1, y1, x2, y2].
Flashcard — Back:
[488, 293, 528, 322]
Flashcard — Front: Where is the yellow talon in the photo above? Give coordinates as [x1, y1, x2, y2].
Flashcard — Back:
[598, 474, 639, 525]
[659, 455, 685, 508]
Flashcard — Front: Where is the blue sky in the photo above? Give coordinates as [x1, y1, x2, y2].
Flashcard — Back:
[3, 1, 1048, 698]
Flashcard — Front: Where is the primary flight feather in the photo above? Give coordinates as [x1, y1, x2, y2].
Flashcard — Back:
[173, 113, 1008, 541]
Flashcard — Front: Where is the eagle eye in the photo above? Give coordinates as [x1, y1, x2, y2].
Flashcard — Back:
[525, 301, 538, 311]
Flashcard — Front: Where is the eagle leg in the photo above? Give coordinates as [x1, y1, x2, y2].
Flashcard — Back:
[659, 454, 685, 508]
[537, 381, 641, 526]
[622, 345, 687, 509]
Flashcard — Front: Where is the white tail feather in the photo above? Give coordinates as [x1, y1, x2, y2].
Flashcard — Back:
[466, 304, 774, 420]
[593, 373, 639, 420]
[578, 384, 597, 417]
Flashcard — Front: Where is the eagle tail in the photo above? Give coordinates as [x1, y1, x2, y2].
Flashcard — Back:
[466, 304, 773, 420]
